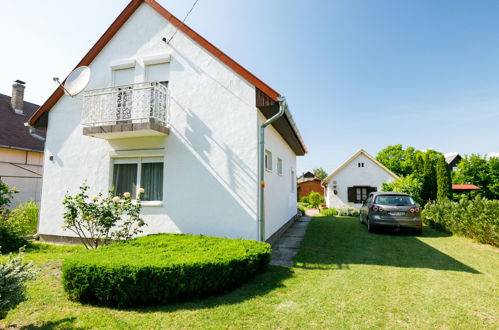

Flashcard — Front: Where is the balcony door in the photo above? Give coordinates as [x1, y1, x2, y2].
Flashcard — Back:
[113, 67, 135, 124]
[146, 63, 169, 123]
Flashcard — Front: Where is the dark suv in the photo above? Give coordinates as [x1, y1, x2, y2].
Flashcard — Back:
[359, 192, 422, 234]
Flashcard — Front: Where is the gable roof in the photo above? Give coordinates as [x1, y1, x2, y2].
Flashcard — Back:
[28, 0, 281, 126]
[322, 149, 399, 185]
[0, 93, 44, 152]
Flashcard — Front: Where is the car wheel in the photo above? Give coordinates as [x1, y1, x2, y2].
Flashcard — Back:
[367, 218, 374, 233]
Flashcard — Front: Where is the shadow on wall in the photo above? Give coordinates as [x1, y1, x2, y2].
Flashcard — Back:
[294, 217, 480, 274]
[158, 96, 256, 238]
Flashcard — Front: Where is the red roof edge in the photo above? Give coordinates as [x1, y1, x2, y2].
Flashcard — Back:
[29, 0, 280, 126]
[452, 184, 481, 190]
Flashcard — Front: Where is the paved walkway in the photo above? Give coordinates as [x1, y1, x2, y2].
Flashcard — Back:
[270, 215, 312, 267]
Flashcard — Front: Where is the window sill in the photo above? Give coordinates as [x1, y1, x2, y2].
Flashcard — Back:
[141, 201, 163, 207]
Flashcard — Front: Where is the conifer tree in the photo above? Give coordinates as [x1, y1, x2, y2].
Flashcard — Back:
[421, 152, 437, 202]
[436, 155, 452, 200]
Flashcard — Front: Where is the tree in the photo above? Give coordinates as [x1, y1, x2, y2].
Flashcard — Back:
[376, 145, 418, 177]
[414, 154, 425, 176]
[453, 154, 499, 199]
[421, 152, 437, 202]
[436, 155, 452, 200]
[313, 168, 327, 180]
[382, 174, 423, 206]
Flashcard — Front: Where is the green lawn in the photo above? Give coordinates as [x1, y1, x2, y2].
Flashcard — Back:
[1, 217, 498, 329]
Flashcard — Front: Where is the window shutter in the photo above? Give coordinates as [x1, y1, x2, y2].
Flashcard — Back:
[347, 187, 355, 202]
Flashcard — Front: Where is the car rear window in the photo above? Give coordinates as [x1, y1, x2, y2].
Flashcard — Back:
[375, 195, 415, 206]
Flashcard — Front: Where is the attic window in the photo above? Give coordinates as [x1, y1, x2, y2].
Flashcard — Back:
[358, 162, 364, 168]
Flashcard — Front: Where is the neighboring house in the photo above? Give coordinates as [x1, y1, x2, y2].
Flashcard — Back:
[323, 150, 399, 208]
[27, 0, 306, 243]
[444, 152, 462, 171]
[0, 81, 45, 207]
[452, 184, 480, 196]
[297, 171, 324, 200]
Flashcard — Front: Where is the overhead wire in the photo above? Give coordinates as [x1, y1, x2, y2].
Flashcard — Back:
[165, 0, 200, 44]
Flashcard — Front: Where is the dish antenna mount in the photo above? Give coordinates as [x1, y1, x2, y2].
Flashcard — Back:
[53, 66, 91, 97]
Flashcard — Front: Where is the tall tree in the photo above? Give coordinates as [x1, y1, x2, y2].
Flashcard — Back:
[436, 155, 452, 200]
[414, 154, 425, 176]
[313, 168, 327, 180]
[376, 145, 417, 176]
[421, 152, 437, 202]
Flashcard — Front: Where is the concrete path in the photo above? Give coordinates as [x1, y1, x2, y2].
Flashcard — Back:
[270, 215, 312, 267]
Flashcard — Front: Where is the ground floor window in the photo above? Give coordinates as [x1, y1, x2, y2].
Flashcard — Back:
[347, 186, 377, 203]
[112, 157, 164, 201]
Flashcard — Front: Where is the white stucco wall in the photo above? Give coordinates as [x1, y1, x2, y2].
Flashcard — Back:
[259, 113, 297, 240]
[38, 3, 267, 240]
[325, 153, 396, 208]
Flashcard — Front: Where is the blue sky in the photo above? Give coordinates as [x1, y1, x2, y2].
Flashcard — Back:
[1, 0, 498, 174]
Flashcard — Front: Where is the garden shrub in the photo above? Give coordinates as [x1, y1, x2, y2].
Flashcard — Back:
[5, 201, 39, 236]
[300, 196, 310, 204]
[0, 248, 39, 319]
[320, 208, 337, 217]
[308, 192, 323, 208]
[62, 234, 271, 307]
[337, 206, 360, 217]
[0, 223, 27, 254]
[422, 196, 499, 246]
[297, 204, 306, 215]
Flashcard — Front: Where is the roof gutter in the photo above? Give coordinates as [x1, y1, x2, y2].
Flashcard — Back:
[258, 96, 286, 242]
[24, 122, 46, 142]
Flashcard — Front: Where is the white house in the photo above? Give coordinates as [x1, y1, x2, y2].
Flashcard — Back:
[323, 150, 398, 208]
[27, 0, 306, 243]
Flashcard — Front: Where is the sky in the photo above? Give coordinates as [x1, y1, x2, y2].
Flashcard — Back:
[1, 0, 498, 175]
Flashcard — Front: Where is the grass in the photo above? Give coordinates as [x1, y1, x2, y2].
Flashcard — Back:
[1, 217, 498, 328]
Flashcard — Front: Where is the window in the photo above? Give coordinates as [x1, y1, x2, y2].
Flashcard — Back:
[347, 186, 376, 203]
[277, 158, 283, 175]
[265, 150, 272, 171]
[113, 157, 164, 202]
[358, 162, 364, 167]
[291, 170, 295, 192]
[113, 67, 135, 123]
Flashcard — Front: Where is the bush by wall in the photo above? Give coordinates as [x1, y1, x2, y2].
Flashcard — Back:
[5, 201, 39, 236]
[0, 223, 27, 253]
[422, 196, 499, 246]
[319, 208, 338, 217]
[337, 206, 360, 217]
[62, 234, 271, 307]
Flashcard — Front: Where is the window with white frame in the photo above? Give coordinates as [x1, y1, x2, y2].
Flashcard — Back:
[265, 150, 272, 172]
[291, 170, 295, 192]
[277, 158, 283, 175]
[112, 157, 164, 201]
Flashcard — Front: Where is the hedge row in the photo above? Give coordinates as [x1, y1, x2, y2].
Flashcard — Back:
[62, 234, 271, 307]
[422, 196, 499, 246]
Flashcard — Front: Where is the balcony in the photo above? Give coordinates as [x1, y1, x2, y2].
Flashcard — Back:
[81, 82, 170, 139]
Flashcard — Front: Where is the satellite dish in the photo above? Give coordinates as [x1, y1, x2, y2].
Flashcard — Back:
[53, 66, 91, 97]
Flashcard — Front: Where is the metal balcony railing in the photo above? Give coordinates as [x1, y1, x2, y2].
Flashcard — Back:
[81, 82, 169, 127]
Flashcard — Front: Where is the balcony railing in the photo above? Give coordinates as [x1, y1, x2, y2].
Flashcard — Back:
[81, 82, 170, 138]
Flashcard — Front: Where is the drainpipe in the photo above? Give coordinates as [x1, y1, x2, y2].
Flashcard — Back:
[24, 122, 46, 142]
[258, 96, 286, 242]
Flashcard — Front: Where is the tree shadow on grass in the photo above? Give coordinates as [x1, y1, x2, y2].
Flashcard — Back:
[17, 317, 82, 329]
[293, 217, 479, 274]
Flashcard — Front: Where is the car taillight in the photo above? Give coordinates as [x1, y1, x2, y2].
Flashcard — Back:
[410, 207, 420, 213]
[371, 205, 384, 213]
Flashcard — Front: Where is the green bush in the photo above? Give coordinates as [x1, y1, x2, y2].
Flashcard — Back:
[297, 204, 306, 215]
[0, 223, 27, 253]
[337, 206, 360, 217]
[422, 196, 499, 246]
[308, 192, 323, 208]
[5, 201, 38, 236]
[300, 196, 310, 204]
[62, 234, 271, 307]
[320, 208, 337, 217]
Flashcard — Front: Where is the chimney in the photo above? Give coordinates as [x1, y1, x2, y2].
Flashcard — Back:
[11, 80, 26, 115]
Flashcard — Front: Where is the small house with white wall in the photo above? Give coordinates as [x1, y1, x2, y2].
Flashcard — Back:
[27, 0, 306, 243]
[323, 150, 398, 208]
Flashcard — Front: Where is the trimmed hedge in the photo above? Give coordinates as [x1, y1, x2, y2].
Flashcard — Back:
[422, 196, 499, 246]
[62, 234, 271, 307]
[0, 224, 27, 253]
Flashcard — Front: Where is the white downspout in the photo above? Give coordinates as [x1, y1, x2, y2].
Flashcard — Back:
[24, 122, 46, 142]
[258, 96, 286, 242]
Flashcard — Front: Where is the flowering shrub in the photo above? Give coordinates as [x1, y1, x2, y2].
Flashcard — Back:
[320, 208, 338, 217]
[0, 247, 39, 319]
[4, 201, 39, 236]
[337, 206, 360, 217]
[62, 183, 146, 249]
